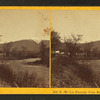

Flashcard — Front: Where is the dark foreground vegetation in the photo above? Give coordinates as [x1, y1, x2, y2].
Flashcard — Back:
[52, 55, 100, 88]
[0, 63, 46, 87]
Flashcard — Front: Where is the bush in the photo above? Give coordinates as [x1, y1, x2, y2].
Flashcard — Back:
[53, 55, 76, 66]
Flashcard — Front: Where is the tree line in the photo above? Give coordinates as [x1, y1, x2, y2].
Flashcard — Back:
[51, 30, 100, 60]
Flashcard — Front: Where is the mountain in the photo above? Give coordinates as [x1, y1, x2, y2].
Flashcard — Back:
[11, 40, 40, 53]
[0, 39, 49, 53]
[79, 40, 100, 51]
[88, 41, 100, 50]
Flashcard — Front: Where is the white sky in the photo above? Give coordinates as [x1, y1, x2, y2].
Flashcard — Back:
[51, 10, 100, 43]
[0, 10, 50, 43]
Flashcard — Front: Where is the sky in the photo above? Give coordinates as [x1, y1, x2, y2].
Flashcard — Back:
[51, 10, 100, 43]
[0, 10, 50, 43]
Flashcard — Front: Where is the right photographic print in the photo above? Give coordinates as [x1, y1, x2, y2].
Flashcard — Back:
[51, 10, 100, 88]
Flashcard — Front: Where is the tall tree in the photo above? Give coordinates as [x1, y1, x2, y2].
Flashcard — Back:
[64, 34, 82, 59]
[51, 30, 61, 52]
[40, 41, 46, 63]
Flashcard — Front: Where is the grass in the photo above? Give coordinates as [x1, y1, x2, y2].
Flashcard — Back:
[52, 55, 96, 88]
[0, 63, 46, 87]
[14, 71, 46, 87]
[72, 62, 94, 83]
[0, 64, 14, 86]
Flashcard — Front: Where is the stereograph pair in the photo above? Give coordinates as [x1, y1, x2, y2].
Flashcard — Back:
[0, 9, 99, 88]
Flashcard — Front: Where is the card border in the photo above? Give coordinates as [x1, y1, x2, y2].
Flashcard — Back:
[0, 6, 100, 94]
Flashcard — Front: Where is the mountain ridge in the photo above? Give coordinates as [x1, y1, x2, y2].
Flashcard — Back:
[0, 39, 49, 53]
[58, 40, 100, 51]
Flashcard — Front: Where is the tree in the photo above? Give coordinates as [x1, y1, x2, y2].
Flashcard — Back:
[40, 41, 46, 63]
[40, 41, 49, 67]
[51, 30, 61, 52]
[2, 42, 13, 60]
[83, 42, 93, 59]
[64, 34, 82, 59]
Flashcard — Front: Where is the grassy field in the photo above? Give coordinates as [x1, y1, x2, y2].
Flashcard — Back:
[0, 58, 49, 87]
[52, 56, 100, 88]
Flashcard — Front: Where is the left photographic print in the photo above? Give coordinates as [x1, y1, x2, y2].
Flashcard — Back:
[0, 9, 50, 87]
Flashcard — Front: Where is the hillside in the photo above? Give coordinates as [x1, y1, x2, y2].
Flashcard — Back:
[79, 40, 100, 51]
[87, 41, 100, 50]
[57, 40, 100, 51]
[11, 40, 40, 53]
[0, 39, 49, 53]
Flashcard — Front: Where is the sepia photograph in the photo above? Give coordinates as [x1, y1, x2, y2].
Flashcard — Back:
[51, 10, 100, 88]
[0, 10, 50, 87]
